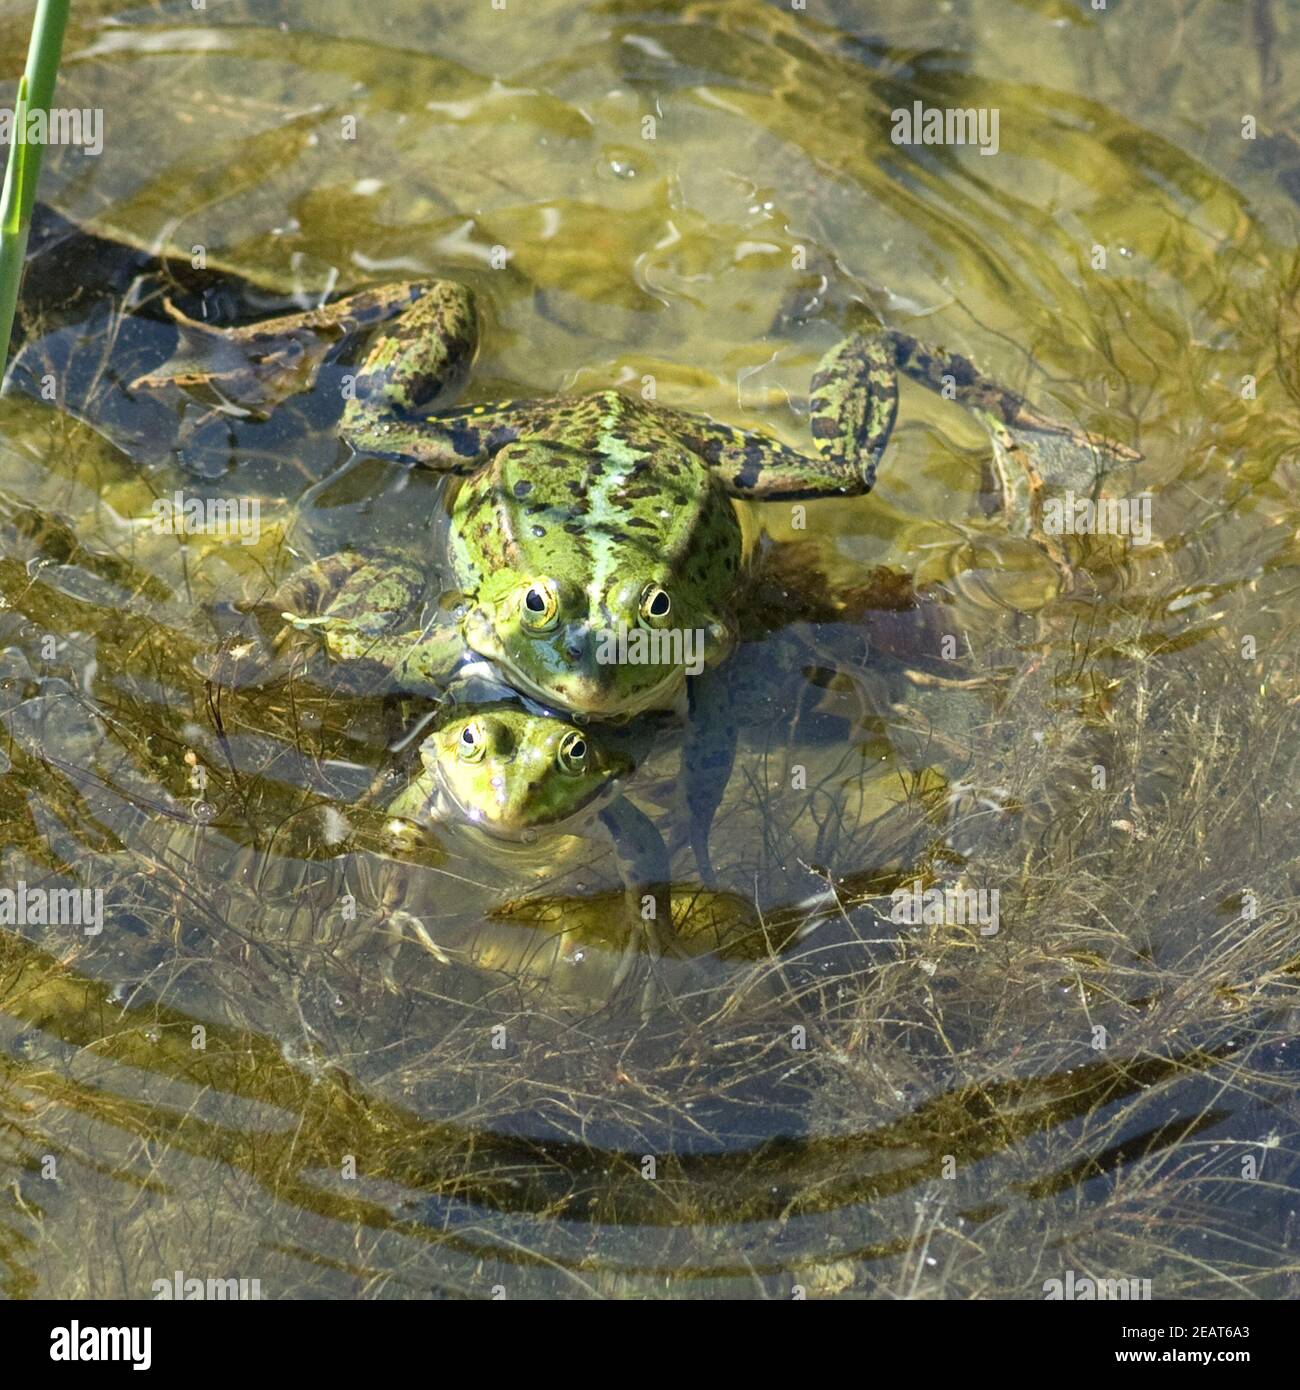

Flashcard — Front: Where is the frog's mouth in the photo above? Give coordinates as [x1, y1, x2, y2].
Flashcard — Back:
[509, 653, 683, 720]
[431, 766, 614, 844]
[466, 605, 687, 718]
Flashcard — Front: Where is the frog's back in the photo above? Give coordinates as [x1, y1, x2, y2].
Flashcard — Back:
[480, 389, 746, 595]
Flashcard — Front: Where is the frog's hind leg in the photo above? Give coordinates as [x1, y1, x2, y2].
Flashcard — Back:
[666, 334, 900, 499]
[341, 281, 524, 471]
[883, 329, 1141, 470]
[676, 329, 1138, 501]
[132, 280, 449, 419]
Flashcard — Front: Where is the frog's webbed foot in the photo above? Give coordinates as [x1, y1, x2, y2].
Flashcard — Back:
[131, 282, 447, 420]
[884, 329, 1141, 474]
[275, 550, 422, 639]
[361, 907, 452, 993]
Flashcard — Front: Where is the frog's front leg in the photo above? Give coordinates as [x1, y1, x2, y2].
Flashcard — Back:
[276, 550, 460, 696]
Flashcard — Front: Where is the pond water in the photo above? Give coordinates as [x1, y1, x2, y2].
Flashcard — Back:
[1, 0, 1298, 1299]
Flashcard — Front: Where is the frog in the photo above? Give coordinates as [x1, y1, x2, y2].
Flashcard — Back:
[387, 699, 631, 840]
[148, 277, 1133, 709]
[382, 685, 682, 1009]
[145, 277, 1138, 876]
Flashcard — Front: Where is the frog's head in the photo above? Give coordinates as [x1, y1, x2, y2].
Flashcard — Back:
[420, 705, 631, 838]
[449, 441, 738, 717]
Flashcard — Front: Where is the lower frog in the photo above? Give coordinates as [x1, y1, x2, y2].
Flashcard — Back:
[383, 686, 682, 1011]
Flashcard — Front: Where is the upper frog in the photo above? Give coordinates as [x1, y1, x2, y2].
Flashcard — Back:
[443, 399, 744, 716]
[249, 277, 1131, 722]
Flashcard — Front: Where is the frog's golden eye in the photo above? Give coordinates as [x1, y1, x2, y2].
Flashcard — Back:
[457, 719, 487, 762]
[639, 583, 672, 624]
[557, 730, 588, 775]
[520, 579, 560, 631]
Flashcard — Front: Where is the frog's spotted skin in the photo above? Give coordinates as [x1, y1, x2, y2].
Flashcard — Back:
[338, 295, 908, 500]
[388, 703, 631, 839]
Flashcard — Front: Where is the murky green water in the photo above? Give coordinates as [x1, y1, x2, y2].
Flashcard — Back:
[1, 0, 1298, 1298]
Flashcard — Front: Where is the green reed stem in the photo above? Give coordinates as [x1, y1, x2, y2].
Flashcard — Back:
[0, 0, 71, 383]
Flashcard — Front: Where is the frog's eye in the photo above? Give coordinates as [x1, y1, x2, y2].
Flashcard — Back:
[639, 584, 672, 625]
[520, 579, 560, 632]
[457, 719, 487, 762]
[557, 730, 588, 775]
